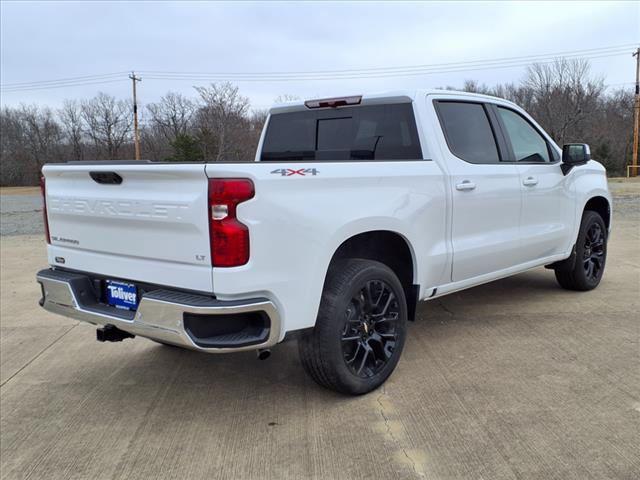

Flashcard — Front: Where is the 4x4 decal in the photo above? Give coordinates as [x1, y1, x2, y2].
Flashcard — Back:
[270, 168, 319, 177]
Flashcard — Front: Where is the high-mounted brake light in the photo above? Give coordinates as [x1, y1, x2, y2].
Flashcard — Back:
[208, 178, 254, 267]
[304, 95, 362, 109]
[40, 176, 50, 244]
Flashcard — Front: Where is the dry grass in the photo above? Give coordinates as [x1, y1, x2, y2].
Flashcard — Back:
[0, 186, 40, 196]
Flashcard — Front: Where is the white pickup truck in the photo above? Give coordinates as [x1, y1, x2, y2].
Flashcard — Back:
[37, 90, 611, 395]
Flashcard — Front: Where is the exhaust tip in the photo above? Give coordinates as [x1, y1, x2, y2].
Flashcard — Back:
[257, 348, 271, 360]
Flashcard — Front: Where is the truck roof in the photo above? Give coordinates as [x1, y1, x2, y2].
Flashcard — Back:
[269, 89, 517, 114]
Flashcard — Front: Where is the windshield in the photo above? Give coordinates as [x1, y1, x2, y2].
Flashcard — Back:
[261, 103, 422, 161]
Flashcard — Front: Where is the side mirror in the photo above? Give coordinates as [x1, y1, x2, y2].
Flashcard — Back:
[561, 143, 590, 175]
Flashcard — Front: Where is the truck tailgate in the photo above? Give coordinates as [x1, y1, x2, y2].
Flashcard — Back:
[43, 163, 213, 292]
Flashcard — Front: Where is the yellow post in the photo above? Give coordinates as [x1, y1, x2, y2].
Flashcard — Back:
[631, 48, 639, 177]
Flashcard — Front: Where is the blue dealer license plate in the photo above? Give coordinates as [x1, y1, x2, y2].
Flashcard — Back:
[105, 280, 138, 310]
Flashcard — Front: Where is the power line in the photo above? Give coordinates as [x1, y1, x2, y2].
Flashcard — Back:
[139, 44, 636, 77]
[0, 71, 128, 88]
[604, 82, 635, 88]
[1, 78, 129, 93]
[142, 50, 631, 82]
[1, 44, 635, 92]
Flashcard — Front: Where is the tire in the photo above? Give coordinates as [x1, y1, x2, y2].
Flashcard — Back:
[555, 210, 607, 291]
[298, 259, 408, 395]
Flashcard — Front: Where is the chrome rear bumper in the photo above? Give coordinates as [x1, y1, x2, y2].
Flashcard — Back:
[36, 268, 280, 353]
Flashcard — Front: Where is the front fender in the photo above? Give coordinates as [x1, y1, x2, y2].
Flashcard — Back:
[568, 160, 612, 243]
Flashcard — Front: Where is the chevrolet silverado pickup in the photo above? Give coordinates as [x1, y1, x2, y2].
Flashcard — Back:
[37, 90, 612, 395]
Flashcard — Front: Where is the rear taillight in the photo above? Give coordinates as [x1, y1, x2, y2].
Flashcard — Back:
[208, 178, 254, 267]
[40, 175, 50, 244]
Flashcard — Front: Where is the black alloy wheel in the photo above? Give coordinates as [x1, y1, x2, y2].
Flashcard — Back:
[583, 222, 605, 282]
[341, 280, 400, 378]
[555, 210, 607, 291]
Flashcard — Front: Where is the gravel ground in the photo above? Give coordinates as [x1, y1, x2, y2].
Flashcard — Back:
[0, 194, 43, 236]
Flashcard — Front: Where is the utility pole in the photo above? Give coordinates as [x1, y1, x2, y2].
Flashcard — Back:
[632, 48, 640, 177]
[129, 72, 142, 161]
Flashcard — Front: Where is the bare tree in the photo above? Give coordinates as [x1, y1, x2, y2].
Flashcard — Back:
[250, 109, 268, 126]
[590, 87, 634, 173]
[139, 124, 170, 161]
[58, 99, 85, 161]
[0, 107, 30, 186]
[523, 58, 605, 144]
[194, 82, 250, 161]
[461, 80, 492, 95]
[143, 92, 198, 160]
[17, 105, 62, 183]
[146, 92, 195, 141]
[274, 93, 301, 103]
[81, 92, 133, 159]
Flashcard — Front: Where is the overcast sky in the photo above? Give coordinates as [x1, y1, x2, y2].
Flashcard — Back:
[1, 1, 638, 111]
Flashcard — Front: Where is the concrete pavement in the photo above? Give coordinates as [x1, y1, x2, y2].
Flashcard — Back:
[1, 183, 638, 480]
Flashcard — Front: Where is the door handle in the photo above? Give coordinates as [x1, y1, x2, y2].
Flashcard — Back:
[456, 180, 476, 191]
[523, 176, 538, 186]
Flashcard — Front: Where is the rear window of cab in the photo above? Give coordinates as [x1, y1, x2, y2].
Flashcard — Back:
[261, 104, 423, 161]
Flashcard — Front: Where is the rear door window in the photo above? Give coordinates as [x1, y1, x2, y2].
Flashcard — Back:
[435, 101, 501, 164]
[261, 104, 422, 161]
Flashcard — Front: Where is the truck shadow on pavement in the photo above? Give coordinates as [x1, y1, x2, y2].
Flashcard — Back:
[114, 268, 566, 398]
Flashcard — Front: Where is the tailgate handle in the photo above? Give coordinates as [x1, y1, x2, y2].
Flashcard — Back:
[90, 172, 123, 185]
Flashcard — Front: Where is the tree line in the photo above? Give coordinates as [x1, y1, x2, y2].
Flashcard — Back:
[0, 59, 634, 186]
